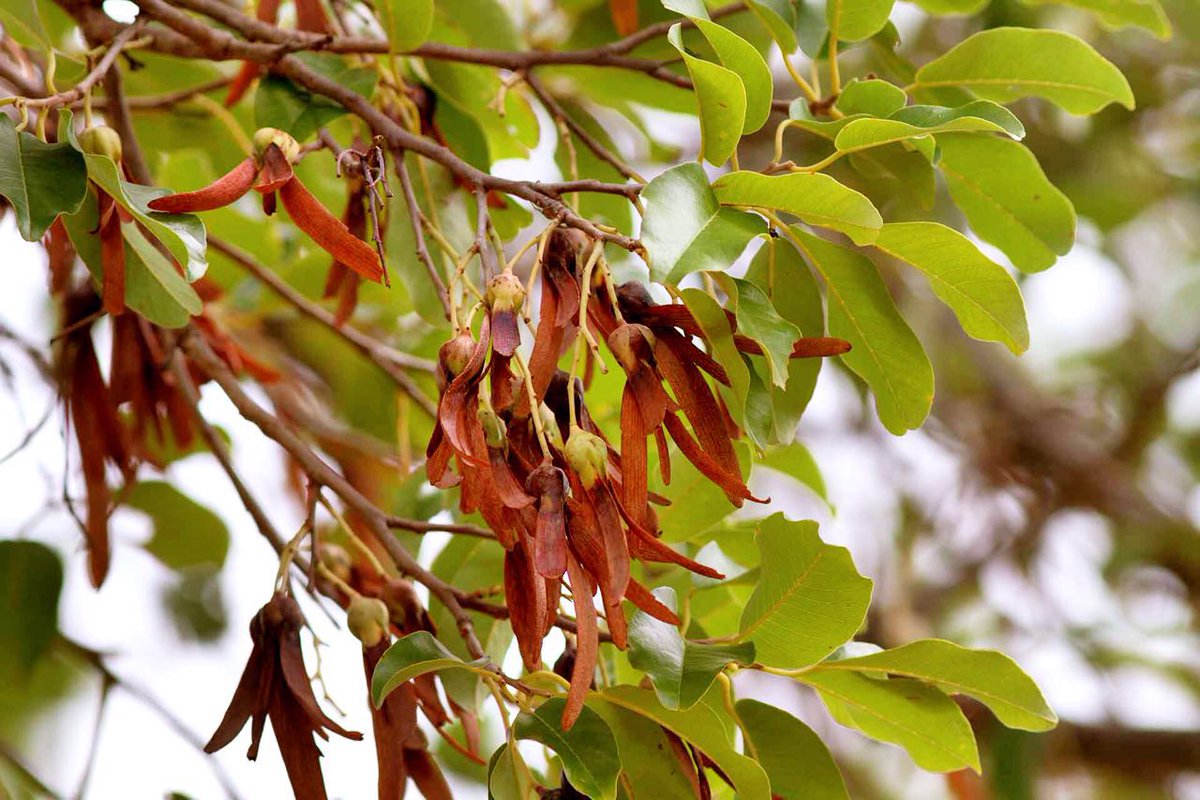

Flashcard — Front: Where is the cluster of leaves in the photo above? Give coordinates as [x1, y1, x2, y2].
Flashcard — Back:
[0, 0, 1170, 796]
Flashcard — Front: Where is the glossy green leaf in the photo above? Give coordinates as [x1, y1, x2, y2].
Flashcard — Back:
[640, 163, 764, 283]
[0, 541, 62, 680]
[371, 631, 490, 706]
[727, 277, 801, 388]
[513, 699, 620, 800]
[594, 686, 772, 800]
[827, 0, 896, 43]
[628, 587, 755, 709]
[656, 436, 753, 543]
[0, 113, 87, 240]
[693, 19, 773, 134]
[800, 670, 981, 773]
[255, 56, 375, 141]
[668, 24, 747, 165]
[833, 101, 1025, 154]
[588, 701, 699, 798]
[742, 238, 823, 445]
[911, 0, 990, 13]
[736, 700, 849, 799]
[738, 514, 872, 668]
[1023, 0, 1170, 38]
[872, 222, 1029, 354]
[835, 79, 907, 117]
[746, 0, 799, 52]
[788, 227, 934, 434]
[937, 133, 1076, 273]
[662, 0, 711, 19]
[713, 171, 882, 245]
[127, 481, 229, 571]
[912, 27, 1135, 114]
[487, 743, 538, 800]
[378, 0, 434, 52]
[818, 639, 1057, 731]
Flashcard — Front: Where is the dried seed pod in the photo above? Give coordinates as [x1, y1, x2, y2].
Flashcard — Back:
[278, 178, 384, 283]
[486, 272, 526, 356]
[148, 157, 257, 213]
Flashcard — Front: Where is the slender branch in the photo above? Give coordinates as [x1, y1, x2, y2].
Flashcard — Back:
[206, 236, 439, 419]
[525, 73, 644, 184]
[383, 515, 494, 539]
[75, 76, 231, 111]
[393, 155, 451, 319]
[97, 46, 153, 186]
[8, 22, 143, 109]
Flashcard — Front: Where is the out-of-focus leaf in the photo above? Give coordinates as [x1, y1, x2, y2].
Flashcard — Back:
[377, 0, 434, 52]
[0, 0, 48, 46]
[736, 699, 849, 799]
[0, 541, 62, 679]
[912, 28, 1135, 114]
[255, 56, 376, 141]
[827, 0, 896, 43]
[937, 133, 1076, 273]
[588, 700, 699, 797]
[738, 514, 872, 667]
[911, 0, 989, 12]
[1022, 0, 1170, 38]
[127, 481, 229, 570]
[787, 227, 934, 434]
[872, 221, 1029, 354]
[799, 670, 981, 772]
[0, 112, 87, 240]
[713, 171, 882, 245]
[512, 699, 620, 800]
[756, 441, 828, 504]
[640, 163, 764, 283]
[628, 587, 755, 709]
[747, 0, 799, 52]
[818, 639, 1058, 731]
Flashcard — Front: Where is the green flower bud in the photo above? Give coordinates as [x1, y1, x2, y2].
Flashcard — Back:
[477, 404, 508, 449]
[565, 425, 607, 489]
[539, 403, 564, 450]
[346, 595, 390, 648]
[485, 272, 525, 313]
[252, 127, 300, 164]
[317, 542, 352, 584]
[78, 126, 123, 163]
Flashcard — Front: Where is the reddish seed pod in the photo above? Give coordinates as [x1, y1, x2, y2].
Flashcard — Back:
[148, 157, 258, 213]
[278, 178, 385, 284]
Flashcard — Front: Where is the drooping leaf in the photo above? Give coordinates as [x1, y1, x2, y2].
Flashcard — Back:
[832, 101, 1025, 154]
[826, 0, 897, 43]
[512, 699, 620, 800]
[835, 78, 908, 117]
[1022, 0, 1170, 38]
[661, 0, 711, 20]
[736, 699, 850, 799]
[723, 276, 802, 388]
[594, 686, 773, 800]
[872, 221, 1029, 354]
[628, 587, 755, 709]
[588, 700, 700, 797]
[817, 639, 1058, 731]
[668, 23, 747, 166]
[640, 163, 764, 284]
[377, 0, 435, 52]
[787, 227, 934, 434]
[738, 514, 872, 668]
[713, 171, 882, 245]
[693, 20, 773, 134]
[936, 133, 1076, 273]
[487, 743, 538, 800]
[746, 0, 799, 52]
[0, 541, 62, 680]
[0, 112, 87, 240]
[911, 27, 1135, 114]
[127, 481, 229, 571]
[799, 670, 981, 773]
[371, 631, 490, 707]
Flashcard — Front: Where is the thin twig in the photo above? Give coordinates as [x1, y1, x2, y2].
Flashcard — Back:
[393, 152, 451, 318]
[525, 74, 644, 184]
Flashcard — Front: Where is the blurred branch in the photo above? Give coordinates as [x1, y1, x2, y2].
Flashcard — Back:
[0, 739, 61, 799]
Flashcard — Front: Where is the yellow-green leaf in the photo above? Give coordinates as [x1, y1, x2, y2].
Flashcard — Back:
[713, 171, 882, 245]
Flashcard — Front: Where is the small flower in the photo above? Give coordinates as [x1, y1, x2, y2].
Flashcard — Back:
[149, 129, 384, 284]
[205, 593, 362, 799]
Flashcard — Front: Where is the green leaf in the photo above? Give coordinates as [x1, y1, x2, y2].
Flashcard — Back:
[669, 24, 747, 165]
[738, 514, 872, 668]
[377, 0, 434, 52]
[655, 436, 754, 543]
[817, 639, 1057, 731]
[746, 0, 799, 52]
[432, 0, 520, 51]
[832, 101, 1025, 154]
[726, 277, 801, 388]
[736, 700, 849, 800]
[588, 701, 700, 798]
[713, 171, 882, 245]
[127, 481, 229, 570]
[662, 0, 711, 19]
[799, 670, 981, 773]
[787, 227, 934, 434]
[512, 699, 620, 800]
[594, 686, 772, 800]
[911, 27, 1135, 115]
[628, 587, 755, 710]
[872, 222, 1029, 354]
[255, 56, 376, 141]
[371, 631, 490, 707]
[693, 20, 773, 134]
[742, 238, 823, 445]
[911, 0, 990, 13]
[1022, 0, 1170, 39]
[0, 112, 87, 241]
[0, 541, 62, 680]
[0, 0, 49, 46]
[937, 133, 1076, 273]
[640, 163, 764, 284]
[827, 0, 896, 43]
[487, 744, 538, 800]
[835, 79, 907, 117]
